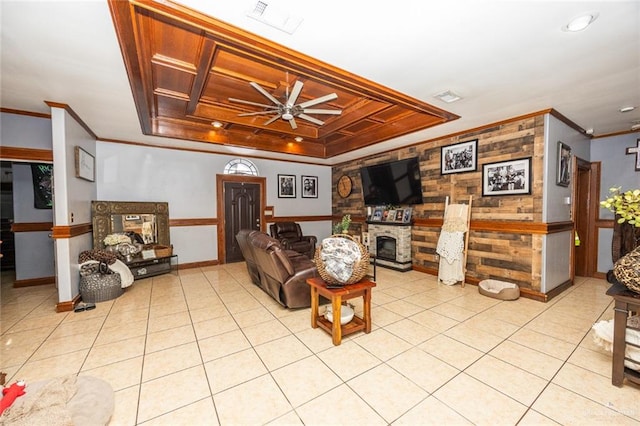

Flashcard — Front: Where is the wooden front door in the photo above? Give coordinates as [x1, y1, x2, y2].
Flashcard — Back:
[222, 179, 263, 263]
[572, 158, 599, 277]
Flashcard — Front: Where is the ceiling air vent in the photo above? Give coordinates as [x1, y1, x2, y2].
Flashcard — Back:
[246, 1, 303, 34]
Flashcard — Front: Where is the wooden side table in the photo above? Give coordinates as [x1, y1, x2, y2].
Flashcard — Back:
[306, 277, 376, 345]
[605, 282, 640, 387]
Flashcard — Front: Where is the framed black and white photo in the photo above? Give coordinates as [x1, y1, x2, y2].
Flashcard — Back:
[556, 141, 571, 186]
[74, 146, 95, 182]
[278, 174, 296, 198]
[301, 175, 318, 198]
[482, 157, 531, 196]
[441, 139, 478, 174]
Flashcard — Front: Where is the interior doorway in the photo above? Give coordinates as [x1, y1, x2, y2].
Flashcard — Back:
[572, 158, 600, 277]
[216, 174, 266, 264]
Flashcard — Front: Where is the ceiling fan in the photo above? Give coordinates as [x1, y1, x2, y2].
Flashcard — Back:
[229, 80, 342, 130]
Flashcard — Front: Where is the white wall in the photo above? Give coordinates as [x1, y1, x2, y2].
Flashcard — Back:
[96, 142, 332, 264]
[540, 114, 590, 292]
[592, 131, 640, 273]
[0, 112, 52, 150]
[51, 107, 97, 302]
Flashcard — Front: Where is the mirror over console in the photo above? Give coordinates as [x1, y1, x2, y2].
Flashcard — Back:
[92, 201, 170, 249]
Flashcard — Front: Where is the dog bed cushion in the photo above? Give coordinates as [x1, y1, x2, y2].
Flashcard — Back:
[478, 279, 520, 300]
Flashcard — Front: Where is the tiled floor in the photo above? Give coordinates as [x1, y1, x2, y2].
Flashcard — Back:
[1, 265, 639, 425]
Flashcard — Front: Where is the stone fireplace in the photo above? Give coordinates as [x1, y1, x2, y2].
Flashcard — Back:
[368, 223, 412, 271]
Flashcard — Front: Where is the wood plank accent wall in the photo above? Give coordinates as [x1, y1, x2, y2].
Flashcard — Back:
[332, 115, 550, 291]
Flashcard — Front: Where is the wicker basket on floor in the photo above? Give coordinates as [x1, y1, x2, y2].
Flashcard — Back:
[79, 266, 123, 303]
[314, 234, 370, 286]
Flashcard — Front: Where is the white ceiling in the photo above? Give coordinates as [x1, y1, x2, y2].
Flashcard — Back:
[1, 0, 639, 165]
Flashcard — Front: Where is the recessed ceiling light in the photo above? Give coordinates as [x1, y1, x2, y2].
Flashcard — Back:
[294, 136, 303, 142]
[433, 90, 462, 103]
[212, 121, 223, 128]
[620, 106, 635, 113]
[562, 13, 598, 32]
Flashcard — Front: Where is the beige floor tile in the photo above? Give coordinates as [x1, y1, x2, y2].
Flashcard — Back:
[144, 324, 195, 354]
[387, 347, 459, 393]
[464, 313, 521, 338]
[434, 373, 527, 425]
[489, 340, 563, 380]
[141, 397, 219, 426]
[31, 331, 97, 361]
[517, 410, 561, 425]
[48, 316, 105, 339]
[192, 314, 238, 340]
[465, 355, 548, 405]
[509, 328, 576, 360]
[348, 364, 428, 423]
[266, 410, 303, 425]
[15, 349, 89, 382]
[409, 309, 459, 332]
[385, 318, 439, 345]
[103, 308, 149, 329]
[445, 322, 505, 353]
[137, 365, 211, 423]
[271, 355, 342, 407]
[419, 334, 484, 370]
[83, 335, 146, 370]
[198, 329, 251, 362]
[383, 299, 425, 317]
[277, 309, 312, 333]
[146, 310, 191, 333]
[94, 318, 148, 346]
[241, 318, 291, 346]
[533, 382, 639, 425]
[109, 385, 140, 426]
[552, 363, 640, 420]
[567, 345, 613, 377]
[205, 348, 268, 393]
[294, 328, 337, 354]
[214, 374, 293, 424]
[142, 341, 202, 382]
[80, 356, 143, 391]
[232, 306, 276, 328]
[371, 305, 404, 327]
[254, 334, 312, 371]
[5, 313, 66, 334]
[296, 384, 387, 426]
[316, 340, 381, 381]
[353, 328, 412, 361]
[394, 395, 474, 425]
[430, 302, 477, 322]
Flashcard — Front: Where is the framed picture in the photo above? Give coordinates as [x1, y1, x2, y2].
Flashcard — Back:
[394, 209, 404, 222]
[556, 141, 571, 187]
[278, 174, 296, 198]
[371, 207, 383, 221]
[441, 139, 478, 175]
[74, 146, 95, 182]
[352, 235, 361, 244]
[402, 207, 412, 223]
[301, 175, 318, 198]
[482, 157, 531, 196]
[362, 232, 370, 247]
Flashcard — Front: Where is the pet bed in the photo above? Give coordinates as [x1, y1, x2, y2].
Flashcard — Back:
[478, 279, 520, 300]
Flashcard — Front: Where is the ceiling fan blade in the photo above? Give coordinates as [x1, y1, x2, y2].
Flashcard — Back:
[297, 93, 338, 109]
[297, 113, 324, 126]
[264, 115, 281, 126]
[288, 117, 298, 130]
[286, 81, 304, 107]
[250, 82, 282, 106]
[238, 110, 280, 117]
[302, 108, 342, 115]
[228, 98, 279, 109]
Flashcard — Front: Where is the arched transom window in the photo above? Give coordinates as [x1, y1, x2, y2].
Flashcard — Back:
[223, 158, 259, 176]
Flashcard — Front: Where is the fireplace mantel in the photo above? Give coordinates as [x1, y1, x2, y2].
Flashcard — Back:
[368, 223, 412, 272]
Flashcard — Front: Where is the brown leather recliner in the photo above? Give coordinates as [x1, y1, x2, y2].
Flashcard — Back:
[235, 229, 261, 286]
[269, 222, 317, 259]
[248, 231, 319, 309]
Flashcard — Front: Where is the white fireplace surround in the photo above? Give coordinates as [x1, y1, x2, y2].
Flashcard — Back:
[368, 223, 412, 271]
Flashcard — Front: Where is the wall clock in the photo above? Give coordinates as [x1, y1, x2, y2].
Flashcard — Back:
[337, 175, 353, 198]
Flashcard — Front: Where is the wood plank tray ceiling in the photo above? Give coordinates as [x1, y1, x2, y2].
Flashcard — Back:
[109, 0, 459, 159]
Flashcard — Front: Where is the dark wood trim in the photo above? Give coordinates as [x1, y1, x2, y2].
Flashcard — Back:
[13, 276, 55, 288]
[44, 101, 98, 139]
[413, 218, 573, 235]
[170, 218, 218, 227]
[56, 293, 81, 313]
[271, 215, 334, 223]
[592, 129, 640, 139]
[593, 271, 607, 280]
[51, 223, 92, 239]
[11, 222, 53, 232]
[549, 109, 588, 136]
[178, 259, 219, 269]
[0, 107, 51, 119]
[597, 219, 614, 228]
[541, 279, 573, 302]
[0, 146, 53, 162]
[216, 174, 266, 264]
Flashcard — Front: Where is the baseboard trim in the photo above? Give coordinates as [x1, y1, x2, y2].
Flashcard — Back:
[56, 294, 81, 313]
[178, 260, 219, 269]
[13, 276, 55, 288]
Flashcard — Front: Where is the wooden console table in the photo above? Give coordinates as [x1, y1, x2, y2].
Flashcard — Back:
[307, 277, 376, 345]
[605, 282, 640, 387]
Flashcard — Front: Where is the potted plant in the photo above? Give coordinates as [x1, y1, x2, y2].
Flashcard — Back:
[332, 214, 351, 234]
[600, 187, 640, 271]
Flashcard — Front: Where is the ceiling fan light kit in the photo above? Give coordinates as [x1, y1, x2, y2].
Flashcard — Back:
[230, 80, 342, 129]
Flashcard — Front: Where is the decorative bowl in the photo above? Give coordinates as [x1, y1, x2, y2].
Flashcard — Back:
[324, 304, 354, 325]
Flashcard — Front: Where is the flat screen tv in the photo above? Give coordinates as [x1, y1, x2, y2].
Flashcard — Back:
[360, 157, 424, 206]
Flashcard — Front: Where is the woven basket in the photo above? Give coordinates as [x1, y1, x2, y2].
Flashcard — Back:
[79, 266, 123, 303]
[154, 245, 173, 257]
[314, 234, 370, 286]
[614, 246, 640, 293]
